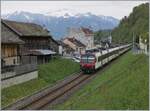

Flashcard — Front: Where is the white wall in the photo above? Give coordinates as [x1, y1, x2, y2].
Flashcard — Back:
[58, 45, 63, 55]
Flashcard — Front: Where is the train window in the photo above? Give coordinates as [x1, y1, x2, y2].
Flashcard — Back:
[81, 56, 88, 63]
[88, 56, 95, 63]
[98, 56, 101, 62]
[81, 55, 95, 63]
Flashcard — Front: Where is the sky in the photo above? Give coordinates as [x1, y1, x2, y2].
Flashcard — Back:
[1, 1, 148, 19]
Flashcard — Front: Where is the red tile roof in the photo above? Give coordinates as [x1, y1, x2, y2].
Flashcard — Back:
[81, 27, 93, 35]
[67, 38, 86, 47]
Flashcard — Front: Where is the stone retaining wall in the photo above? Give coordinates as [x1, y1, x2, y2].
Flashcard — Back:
[2, 71, 38, 89]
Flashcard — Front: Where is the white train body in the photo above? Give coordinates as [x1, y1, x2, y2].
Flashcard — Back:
[80, 44, 131, 73]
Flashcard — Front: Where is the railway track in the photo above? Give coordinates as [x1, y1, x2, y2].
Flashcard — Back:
[4, 72, 95, 110]
[3, 46, 131, 110]
[22, 74, 91, 110]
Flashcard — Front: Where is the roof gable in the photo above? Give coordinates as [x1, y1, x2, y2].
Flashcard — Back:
[2, 19, 50, 37]
[1, 22, 24, 44]
[81, 27, 93, 35]
[67, 38, 86, 47]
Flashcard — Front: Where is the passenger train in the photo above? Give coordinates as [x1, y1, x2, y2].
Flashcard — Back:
[80, 44, 131, 73]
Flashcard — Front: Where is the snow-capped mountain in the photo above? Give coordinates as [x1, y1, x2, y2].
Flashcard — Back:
[2, 11, 119, 39]
[45, 8, 79, 18]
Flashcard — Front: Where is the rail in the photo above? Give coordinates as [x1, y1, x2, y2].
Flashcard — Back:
[3, 44, 131, 110]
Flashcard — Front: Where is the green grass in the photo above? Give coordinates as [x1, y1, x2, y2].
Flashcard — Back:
[53, 52, 149, 110]
[1, 58, 80, 107]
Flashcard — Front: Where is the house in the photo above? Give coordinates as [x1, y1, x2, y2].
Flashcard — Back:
[1, 21, 38, 88]
[99, 35, 112, 48]
[56, 40, 64, 55]
[66, 27, 94, 49]
[2, 19, 59, 64]
[57, 40, 75, 56]
[1, 22, 24, 67]
[63, 37, 86, 55]
[139, 36, 149, 55]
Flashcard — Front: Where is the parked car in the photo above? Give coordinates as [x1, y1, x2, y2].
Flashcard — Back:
[72, 53, 81, 63]
[72, 57, 80, 63]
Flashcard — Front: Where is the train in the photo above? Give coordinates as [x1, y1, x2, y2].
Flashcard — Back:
[80, 44, 131, 73]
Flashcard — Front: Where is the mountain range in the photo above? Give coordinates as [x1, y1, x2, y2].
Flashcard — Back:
[2, 10, 120, 39]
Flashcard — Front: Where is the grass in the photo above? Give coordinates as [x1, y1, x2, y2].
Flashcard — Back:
[1, 58, 80, 107]
[53, 51, 149, 110]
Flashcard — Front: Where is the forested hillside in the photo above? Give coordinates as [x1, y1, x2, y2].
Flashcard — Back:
[112, 3, 149, 44]
[94, 29, 112, 44]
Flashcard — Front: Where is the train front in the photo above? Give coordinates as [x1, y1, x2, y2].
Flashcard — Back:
[80, 54, 96, 73]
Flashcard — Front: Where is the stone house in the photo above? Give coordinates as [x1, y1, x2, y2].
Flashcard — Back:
[66, 27, 94, 49]
[2, 19, 59, 64]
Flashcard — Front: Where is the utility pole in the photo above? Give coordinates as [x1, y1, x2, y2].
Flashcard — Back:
[132, 32, 135, 50]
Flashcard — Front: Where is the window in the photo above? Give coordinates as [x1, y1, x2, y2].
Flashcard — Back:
[13, 59, 16, 64]
[1, 59, 5, 67]
[76, 48, 78, 51]
[81, 55, 95, 63]
[98, 56, 101, 62]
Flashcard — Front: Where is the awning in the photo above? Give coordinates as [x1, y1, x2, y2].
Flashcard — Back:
[29, 49, 56, 55]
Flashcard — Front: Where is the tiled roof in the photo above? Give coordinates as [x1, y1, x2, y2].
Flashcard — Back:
[57, 40, 67, 46]
[2, 19, 50, 37]
[67, 38, 86, 47]
[1, 22, 24, 44]
[81, 27, 93, 35]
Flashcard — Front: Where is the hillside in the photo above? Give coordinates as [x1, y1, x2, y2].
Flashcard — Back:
[53, 51, 149, 110]
[112, 3, 149, 43]
[2, 11, 119, 39]
[94, 29, 112, 44]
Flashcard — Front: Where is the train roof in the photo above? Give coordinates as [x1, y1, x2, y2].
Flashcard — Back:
[81, 53, 95, 56]
[82, 44, 131, 58]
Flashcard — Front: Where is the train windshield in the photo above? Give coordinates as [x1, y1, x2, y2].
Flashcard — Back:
[81, 55, 95, 63]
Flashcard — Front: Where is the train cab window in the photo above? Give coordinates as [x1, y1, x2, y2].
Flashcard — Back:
[81, 56, 88, 63]
[81, 55, 95, 63]
[88, 56, 95, 63]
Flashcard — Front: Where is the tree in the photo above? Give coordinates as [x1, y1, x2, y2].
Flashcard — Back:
[112, 3, 149, 44]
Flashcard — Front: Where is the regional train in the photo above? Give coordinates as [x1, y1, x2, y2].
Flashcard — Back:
[80, 44, 131, 73]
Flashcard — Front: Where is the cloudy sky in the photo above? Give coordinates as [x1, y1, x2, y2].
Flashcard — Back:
[1, 1, 148, 19]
